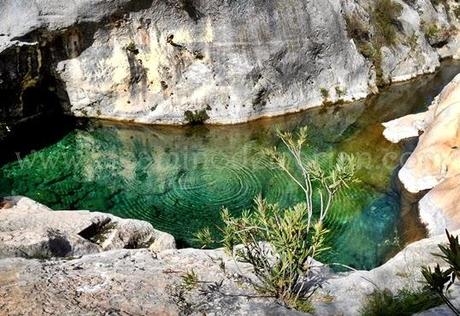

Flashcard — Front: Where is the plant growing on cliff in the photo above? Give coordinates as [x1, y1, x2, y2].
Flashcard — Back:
[422, 22, 441, 43]
[360, 288, 443, 316]
[422, 230, 460, 315]
[335, 86, 346, 98]
[196, 127, 357, 311]
[182, 269, 199, 290]
[320, 88, 330, 102]
[345, 0, 402, 87]
[125, 42, 139, 55]
[373, 0, 403, 47]
[184, 109, 210, 125]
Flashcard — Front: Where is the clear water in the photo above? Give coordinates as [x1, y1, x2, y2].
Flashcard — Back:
[1, 61, 460, 270]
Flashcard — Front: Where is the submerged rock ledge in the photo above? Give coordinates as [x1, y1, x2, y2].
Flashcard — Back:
[383, 74, 460, 236]
[0, 196, 458, 315]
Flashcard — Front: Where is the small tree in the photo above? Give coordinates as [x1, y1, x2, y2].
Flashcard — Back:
[196, 127, 357, 310]
[265, 127, 357, 227]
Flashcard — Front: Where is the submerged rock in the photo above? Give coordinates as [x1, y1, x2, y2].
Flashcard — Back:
[383, 74, 460, 236]
[1, 0, 460, 125]
[0, 196, 175, 259]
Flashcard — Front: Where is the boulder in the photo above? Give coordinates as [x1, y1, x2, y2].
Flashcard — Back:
[0, 196, 176, 259]
[383, 74, 460, 236]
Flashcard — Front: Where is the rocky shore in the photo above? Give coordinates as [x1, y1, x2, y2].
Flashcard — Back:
[383, 73, 460, 237]
[0, 196, 458, 315]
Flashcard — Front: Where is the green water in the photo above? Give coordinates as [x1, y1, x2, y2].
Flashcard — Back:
[1, 61, 460, 270]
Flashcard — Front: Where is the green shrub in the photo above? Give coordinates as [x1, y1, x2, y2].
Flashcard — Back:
[345, 14, 370, 44]
[184, 109, 210, 125]
[196, 127, 357, 311]
[357, 42, 385, 87]
[361, 288, 443, 316]
[335, 86, 346, 98]
[424, 23, 439, 37]
[422, 230, 460, 315]
[181, 269, 199, 290]
[407, 32, 419, 50]
[344, 1, 401, 87]
[219, 199, 328, 312]
[125, 42, 139, 55]
[193, 227, 214, 249]
[373, 0, 403, 47]
[320, 88, 330, 101]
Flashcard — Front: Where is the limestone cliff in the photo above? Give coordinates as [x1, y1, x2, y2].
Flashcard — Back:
[1, 0, 460, 125]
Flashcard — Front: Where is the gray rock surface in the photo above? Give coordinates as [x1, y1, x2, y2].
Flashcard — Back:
[0, 248, 305, 315]
[1, 0, 459, 124]
[0, 196, 459, 315]
[0, 196, 176, 259]
[314, 230, 460, 315]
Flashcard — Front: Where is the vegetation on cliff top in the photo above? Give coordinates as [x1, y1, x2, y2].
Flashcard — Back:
[345, 0, 403, 86]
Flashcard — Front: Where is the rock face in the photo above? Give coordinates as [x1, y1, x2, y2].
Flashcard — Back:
[0, 196, 175, 259]
[1, 0, 460, 125]
[383, 74, 460, 236]
[0, 248, 307, 316]
[314, 231, 460, 316]
[0, 198, 458, 315]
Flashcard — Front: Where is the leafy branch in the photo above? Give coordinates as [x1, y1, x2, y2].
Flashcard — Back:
[422, 230, 460, 315]
[195, 126, 357, 311]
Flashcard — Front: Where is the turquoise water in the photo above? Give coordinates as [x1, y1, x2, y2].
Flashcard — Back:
[1, 61, 460, 269]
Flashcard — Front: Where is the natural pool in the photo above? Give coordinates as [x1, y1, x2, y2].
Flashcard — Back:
[1, 61, 460, 270]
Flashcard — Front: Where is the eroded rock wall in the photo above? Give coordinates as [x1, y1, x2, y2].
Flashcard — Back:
[383, 73, 460, 236]
[1, 0, 460, 125]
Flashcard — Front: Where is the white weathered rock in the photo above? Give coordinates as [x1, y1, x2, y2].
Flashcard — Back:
[313, 230, 460, 315]
[0, 196, 176, 259]
[419, 175, 460, 236]
[1, 0, 459, 125]
[0, 248, 305, 315]
[55, 0, 373, 125]
[382, 112, 427, 143]
[383, 74, 460, 235]
[0, 207, 458, 315]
